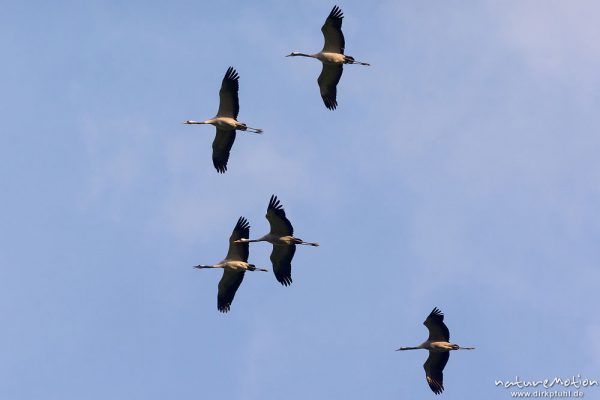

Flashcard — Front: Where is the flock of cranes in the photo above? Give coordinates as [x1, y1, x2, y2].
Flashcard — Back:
[184, 5, 369, 172]
[194, 195, 318, 306]
[184, 5, 474, 395]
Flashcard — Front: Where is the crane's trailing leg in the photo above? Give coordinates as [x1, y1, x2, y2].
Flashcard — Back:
[344, 56, 370, 66]
[292, 237, 319, 246]
[237, 123, 263, 134]
[247, 264, 269, 272]
[298, 241, 319, 247]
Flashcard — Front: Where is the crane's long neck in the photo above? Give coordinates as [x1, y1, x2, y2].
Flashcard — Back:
[235, 238, 264, 244]
[287, 52, 317, 59]
[183, 120, 209, 125]
[193, 264, 220, 269]
[396, 346, 423, 351]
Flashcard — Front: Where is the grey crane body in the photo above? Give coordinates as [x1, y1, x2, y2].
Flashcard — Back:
[193, 217, 267, 313]
[287, 6, 370, 110]
[184, 117, 262, 133]
[396, 308, 475, 395]
[235, 195, 318, 286]
[241, 233, 319, 247]
[193, 260, 267, 272]
[398, 341, 472, 352]
[287, 52, 369, 66]
[183, 67, 262, 173]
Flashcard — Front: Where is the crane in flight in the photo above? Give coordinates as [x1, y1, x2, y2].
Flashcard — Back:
[396, 308, 475, 394]
[235, 195, 318, 286]
[183, 67, 263, 173]
[287, 5, 370, 110]
[193, 217, 267, 313]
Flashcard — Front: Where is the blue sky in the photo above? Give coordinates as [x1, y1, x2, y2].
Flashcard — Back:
[2, 1, 600, 398]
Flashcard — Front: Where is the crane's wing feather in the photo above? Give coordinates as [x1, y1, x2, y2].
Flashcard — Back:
[318, 64, 343, 110]
[212, 128, 236, 173]
[226, 217, 250, 262]
[270, 244, 296, 286]
[321, 6, 345, 53]
[424, 307, 450, 341]
[266, 195, 294, 236]
[423, 351, 449, 395]
[217, 66, 240, 119]
[217, 270, 245, 313]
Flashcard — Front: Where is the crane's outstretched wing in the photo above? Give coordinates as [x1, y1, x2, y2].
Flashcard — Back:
[318, 64, 343, 110]
[217, 269, 245, 313]
[321, 5, 345, 54]
[270, 244, 296, 286]
[212, 128, 236, 173]
[217, 67, 240, 119]
[266, 195, 294, 236]
[424, 351, 449, 395]
[424, 307, 450, 342]
[226, 217, 250, 262]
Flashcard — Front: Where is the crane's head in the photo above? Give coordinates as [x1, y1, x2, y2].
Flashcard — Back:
[286, 52, 301, 57]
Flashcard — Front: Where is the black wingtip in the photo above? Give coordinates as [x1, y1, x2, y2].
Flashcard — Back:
[427, 378, 444, 394]
[224, 66, 239, 82]
[431, 307, 444, 317]
[431, 385, 444, 395]
[236, 216, 250, 230]
[322, 96, 338, 110]
[213, 161, 228, 173]
[329, 5, 344, 19]
[218, 304, 231, 313]
[268, 194, 283, 211]
[277, 276, 293, 286]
